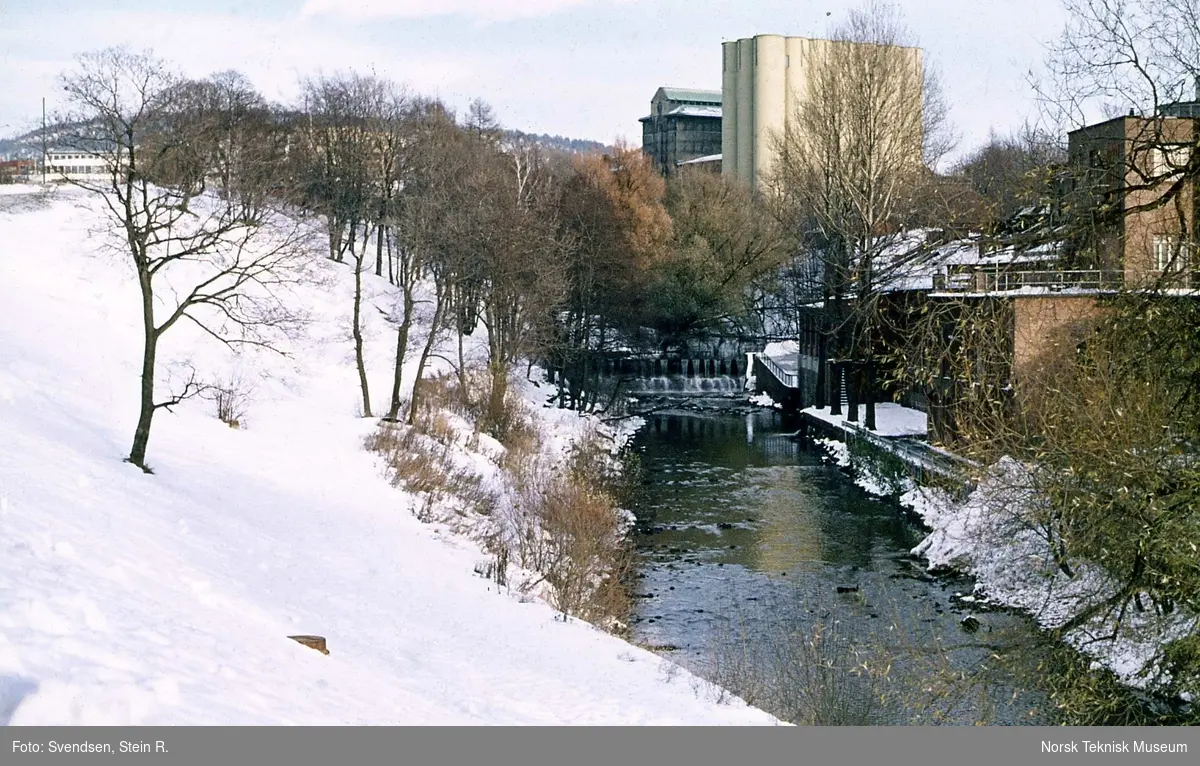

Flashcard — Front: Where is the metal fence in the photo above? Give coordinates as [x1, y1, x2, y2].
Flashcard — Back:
[757, 352, 799, 388]
[935, 268, 1127, 294]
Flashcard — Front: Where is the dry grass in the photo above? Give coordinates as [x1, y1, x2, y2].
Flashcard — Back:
[204, 368, 256, 428]
[366, 366, 634, 634]
[364, 422, 492, 522]
[502, 429, 635, 632]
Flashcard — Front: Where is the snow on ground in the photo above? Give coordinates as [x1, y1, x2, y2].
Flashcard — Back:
[747, 392, 778, 409]
[905, 464, 1198, 691]
[0, 185, 776, 725]
[809, 401, 1197, 693]
[801, 403, 928, 438]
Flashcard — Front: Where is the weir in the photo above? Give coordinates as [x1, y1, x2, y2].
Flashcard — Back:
[602, 357, 743, 379]
[621, 375, 742, 394]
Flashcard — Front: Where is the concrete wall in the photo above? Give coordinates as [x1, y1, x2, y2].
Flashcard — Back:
[642, 115, 722, 175]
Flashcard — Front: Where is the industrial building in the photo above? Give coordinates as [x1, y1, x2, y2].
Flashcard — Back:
[721, 34, 924, 188]
[639, 87, 723, 175]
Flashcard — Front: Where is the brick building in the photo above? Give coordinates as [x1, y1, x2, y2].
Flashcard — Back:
[1064, 108, 1197, 287]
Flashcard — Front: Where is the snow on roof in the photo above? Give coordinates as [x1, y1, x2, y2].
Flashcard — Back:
[665, 105, 722, 119]
[658, 87, 722, 105]
[871, 229, 1070, 294]
[641, 105, 723, 122]
[677, 153, 722, 166]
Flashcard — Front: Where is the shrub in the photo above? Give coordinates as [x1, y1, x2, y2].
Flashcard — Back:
[204, 367, 257, 428]
[511, 469, 634, 630]
[365, 423, 492, 522]
[367, 365, 636, 635]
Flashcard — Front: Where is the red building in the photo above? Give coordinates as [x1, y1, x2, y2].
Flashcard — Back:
[0, 159, 36, 183]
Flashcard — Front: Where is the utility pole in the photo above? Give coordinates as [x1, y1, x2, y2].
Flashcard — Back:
[41, 97, 47, 184]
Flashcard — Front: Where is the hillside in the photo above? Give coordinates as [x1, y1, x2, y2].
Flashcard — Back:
[0, 184, 774, 725]
[503, 130, 611, 156]
[0, 126, 611, 161]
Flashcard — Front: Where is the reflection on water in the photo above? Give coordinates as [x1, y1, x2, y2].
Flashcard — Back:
[629, 408, 1048, 725]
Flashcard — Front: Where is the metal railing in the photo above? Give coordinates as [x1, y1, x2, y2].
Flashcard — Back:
[757, 352, 799, 389]
[934, 268, 1127, 294]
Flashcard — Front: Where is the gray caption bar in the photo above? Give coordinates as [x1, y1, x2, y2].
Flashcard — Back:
[7, 726, 1198, 766]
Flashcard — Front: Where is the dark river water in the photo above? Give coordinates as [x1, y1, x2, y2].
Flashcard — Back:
[627, 402, 1051, 725]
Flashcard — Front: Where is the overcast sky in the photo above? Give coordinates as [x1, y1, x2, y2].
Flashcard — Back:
[0, 0, 1069, 162]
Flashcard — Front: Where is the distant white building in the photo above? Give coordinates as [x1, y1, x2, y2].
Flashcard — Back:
[44, 148, 114, 181]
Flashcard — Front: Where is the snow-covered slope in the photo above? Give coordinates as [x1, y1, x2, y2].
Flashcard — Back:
[0, 185, 775, 725]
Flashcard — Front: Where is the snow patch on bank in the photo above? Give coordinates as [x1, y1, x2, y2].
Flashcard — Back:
[904, 461, 1197, 691]
[809, 417, 1195, 694]
[802, 403, 928, 438]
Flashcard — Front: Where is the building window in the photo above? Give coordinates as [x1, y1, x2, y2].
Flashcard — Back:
[1153, 234, 1190, 272]
[1150, 144, 1191, 177]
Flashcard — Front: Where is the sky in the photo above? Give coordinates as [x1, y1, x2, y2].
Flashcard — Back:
[0, 0, 1070, 162]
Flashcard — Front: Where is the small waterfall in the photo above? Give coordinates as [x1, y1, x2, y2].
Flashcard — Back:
[624, 375, 742, 394]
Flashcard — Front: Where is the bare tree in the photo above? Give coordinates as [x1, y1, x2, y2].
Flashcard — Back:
[297, 73, 409, 418]
[379, 99, 445, 422]
[769, 1, 952, 429]
[475, 140, 568, 432]
[57, 48, 314, 471]
[1036, 0, 1199, 282]
[555, 144, 673, 409]
[954, 124, 1068, 231]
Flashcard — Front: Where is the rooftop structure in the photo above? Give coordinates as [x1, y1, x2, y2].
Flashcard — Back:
[640, 87, 723, 175]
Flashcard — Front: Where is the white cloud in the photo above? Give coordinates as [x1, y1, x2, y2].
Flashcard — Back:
[299, 0, 633, 22]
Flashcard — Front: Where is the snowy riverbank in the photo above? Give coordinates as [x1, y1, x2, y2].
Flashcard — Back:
[813, 429, 1197, 700]
[0, 185, 776, 725]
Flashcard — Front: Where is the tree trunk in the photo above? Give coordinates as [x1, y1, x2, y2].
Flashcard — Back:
[352, 232, 372, 418]
[329, 218, 343, 262]
[385, 288, 414, 421]
[488, 360, 508, 431]
[375, 222, 384, 277]
[408, 282, 447, 426]
[847, 362, 860, 423]
[815, 328, 828, 409]
[456, 327, 470, 410]
[864, 361, 877, 431]
[387, 234, 395, 285]
[128, 268, 157, 470]
[830, 361, 843, 417]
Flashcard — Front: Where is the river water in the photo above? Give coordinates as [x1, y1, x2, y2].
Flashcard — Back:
[627, 401, 1051, 725]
